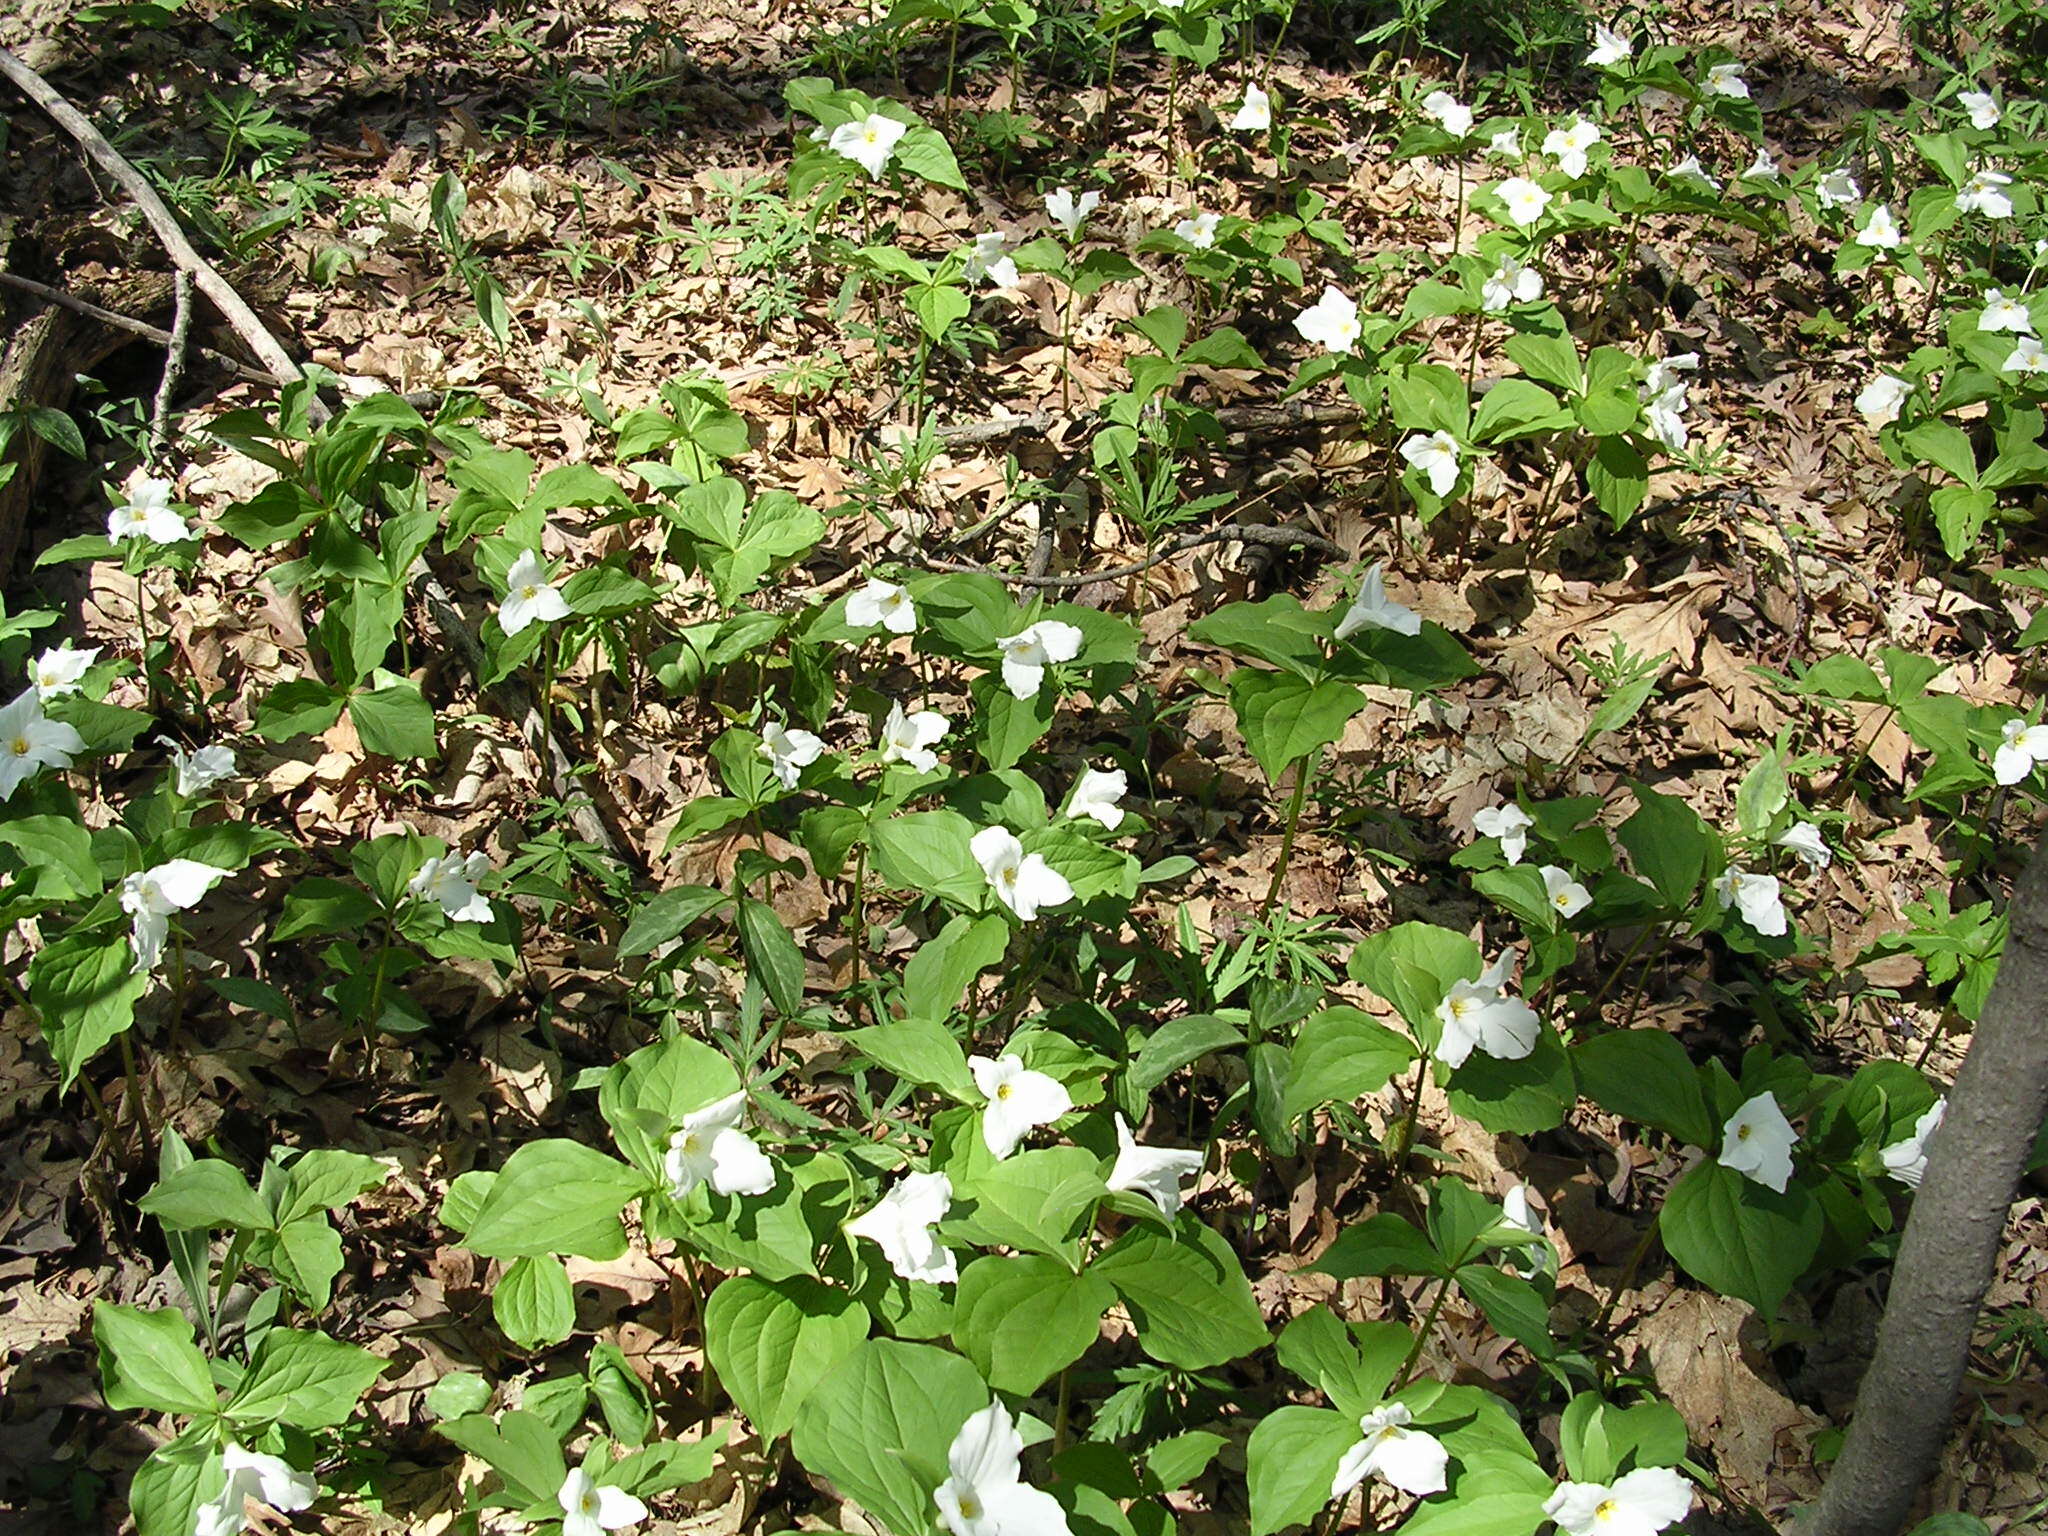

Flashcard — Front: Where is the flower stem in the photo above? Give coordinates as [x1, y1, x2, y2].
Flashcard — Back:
[1393, 1275, 1452, 1390]
[1259, 746, 1320, 920]
[846, 842, 868, 1022]
[1053, 1365, 1074, 1453]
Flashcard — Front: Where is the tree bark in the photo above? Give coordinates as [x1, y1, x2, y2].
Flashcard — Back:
[1803, 829, 2048, 1536]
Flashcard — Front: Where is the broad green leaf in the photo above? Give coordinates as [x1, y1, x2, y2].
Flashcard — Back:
[902, 912, 1010, 1022]
[348, 678, 438, 761]
[1616, 783, 1715, 909]
[1228, 670, 1365, 781]
[1446, 1028, 1576, 1136]
[30, 925, 149, 1087]
[871, 810, 984, 904]
[1129, 1013, 1247, 1093]
[839, 1018, 977, 1101]
[493, 1254, 577, 1348]
[1274, 1311, 1410, 1418]
[1284, 1008, 1417, 1121]
[950, 1146, 1104, 1264]
[93, 1303, 216, 1416]
[1247, 1405, 1356, 1536]
[1658, 1159, 1823, 1317]
[138, 1159, 274, 1232]
[1558, 1394, 1688, 1484]
[1573, 1030, 1716, 1147]
[600, 1035, 743, 1179]
[129, 1438, 218, 1536]
[1093, 1219, 1268, 1368]
[1347, 923, 1480, 1035]
[737, 896, 805, 1016]
[620, 884, 730, 958]
[705, 1275, 870, 1439]
[226, 1327, 385, 1428]
[953, 1254, 1114, 1394]
[1454, 1264, 1555, 1358]
[461, 1140, 646, 1259]
[1314, 1213, 1449, 1280]
[791, 1340, 987, 1536]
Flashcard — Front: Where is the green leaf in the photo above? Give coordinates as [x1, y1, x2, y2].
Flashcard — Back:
[1228, 670, 1365, 781]
[951, 1146, 1104, 1263]
[953, 1254, 1114, 1394]
[1247, 1405, 1356, 1536]
[1397, 1447, 1553, 1536]
[894, 123, 967, 189]
[30, 926, 150, 1087]
[1284, 1008, 1417, 1121]
[226, 1328, 385, 1428]
[790, 1340, 988, 1536]
[426, 1373, 492, 1420]
[588, 1342, 655, 1445]
[737, 896, 805, 1016]
[902, 912, 1010, 1022]
[705, 1275, 871, 1439]
[277, 1149, 388, 1226]
[93, 1303, 216, 1416]
[1658, 1159, 1823, 1317]
[871, 810, 984, 904]
[461, 1140, 646, 1259]
[1274, 1310, 1410, 1418]
[1573, 1030, 1716, 1146]
[138, 1158, 274, 1232]
[1558, 1393, 1688, 1483]
[1187, 595, 1331, 678]
[1093, 1219, 1269, 1369]
[1129, 1013, 1247, 1093]
[1616, 783, 1714, 908]
[1446, 1028, 1576, 1136]
[1315, 1210, 1450, 1280]
[0, 816, 101, 899]
[348, 678, 438, 760]
[260, 1216, 347, 1311]
[619, 884, 729, 957]
[129, 1438, 218, 1536]
[254, 678, 349, 741]
[839, 1018, 977, 1101]
[1347, 923, 1480, 1034]
[600, 1034, 743, 1180]
[493, 1254, 577, 1348]
[1454, 1264, 1555, 1357]
[1930, 485, 1995, 562]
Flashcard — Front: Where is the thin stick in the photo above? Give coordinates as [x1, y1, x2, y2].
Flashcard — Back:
[0, 270, 280, 384]
[148, 270, 192, 463]
[925, 522, 1343, 587]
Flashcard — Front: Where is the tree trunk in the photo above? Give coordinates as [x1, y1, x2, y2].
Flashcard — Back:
[1803, 829, 2048, 1535]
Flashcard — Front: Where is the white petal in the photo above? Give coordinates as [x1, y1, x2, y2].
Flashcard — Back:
[708, 1128, 775, 1197]
[1009, 855, 1074, 920]
[1365, 1425, 1449, 1496]
[594, 1484, 650, 1529]
[147, 859, 231, 911]
[986, 1482, 1072, 1536]
[947, 1400, 1023, 1490]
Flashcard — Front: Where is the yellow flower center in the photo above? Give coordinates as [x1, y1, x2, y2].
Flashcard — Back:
[9, 737, 29, 756]
[995, 1082, 1013, 1101]
[957, 1494, 983, 1521]
[1595, 1500, 1619, 1522]
[521, 584, 540, 599]
[1736, 1124, 1752, 1141]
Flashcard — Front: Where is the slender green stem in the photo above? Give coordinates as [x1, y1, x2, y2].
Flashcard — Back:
[1053, 1365, 1075, 1453]
[846, 843, 868, 1021]
[118, 1028, 153, 1150]
[1390, 1052, 1428, 1174]
[1260, 0, 1300, 83]
[1393, 1275, 1452, 1390]
[1059, 281, 1077, 412]
[1099, 24, 1123, 144]
[1577, 921, 1660, 1021]
[1588, 1220, 1660, 1342]
[1259, 746, 1320, 919]
[943, 20, 960, 120]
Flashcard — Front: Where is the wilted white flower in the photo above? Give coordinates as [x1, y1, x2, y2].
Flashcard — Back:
[879, 700, 949, 773]
[1173, 210, 1220, 247]
[2006, 336, 2048, 375]
[1956, 167, 2014, 219]
[194, 1443, 319, 1536]
[27, 645, 97, 701]
[1774, 821, 1831, 870]
[1434, 950, 1540, 1068]
[1044, 186, 1101, 239]
[1815, 167, 1862, 209]
[1857, 203, 1903, 250]
[994, 619, 1084, 699]
[828, 113, 908, 178]
[665, 1091, 775, 1198]
[1400, 430, 1462, 497]
[1994, 717, 2048, 783]
[1702, 62, 1750, 99]
[558, 1467, 648, 1536]
[1330, 1402, 1449, 1500]
[759, 722, 826, 789]
[107, 477, 191, 544]
[158, 736, 237, 798]
[1671, 154, 1722, 192]
[1585, 22, 1633, 67]
[1544, 1467, 1692, 1536]
[1540, 864, 1591, 918]
[1541, 116, 1602, 177]
[1878, 1099, 1945, 1189]
[961, 232, 1019, 288]
[1744, 148, 1782, 180]
[1420, 89, 1473, 137]
[1488, 126, 1524, 159]
[969, 1053, 1073, 1159]
[1715, 868, 1788, 936]
[498, 550, 570, 637]
[1500, 1184, 1550, 1275]
[0, 689, 86, 800]
[1981, 289, 2035, 335]
[1494, 175, 1552, 227]
[1855, 372, 1912, 428]
[409, 849, 493, 923]
[1958, 89, 2001, 130]
[1717, 1091, 1798, 1193]
[1107, 1114, 1204, 1216]
[845, 1170, 957, 1283]
[1472, 802, 1534, 864]
[934, 1400, 1072, 1536]
[1640, 352, 1699, 452]
[1293, 285, 1363, 354]
[1481, 254, 1544, 311]
[971, 827, 1074, 922]
[1230, 82, 1272, 132]
[121, 859, 231, 973]
[847, 577, 918, 633]
[1064, 766, 1128, 830]
[1334, 563, 1422, 639]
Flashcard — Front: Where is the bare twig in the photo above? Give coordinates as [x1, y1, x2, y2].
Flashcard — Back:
[934, 398, 1370, 450]
[147, 270, 191, 464]
[924, 522, 1343, 587]
[0, 271, 281, 384]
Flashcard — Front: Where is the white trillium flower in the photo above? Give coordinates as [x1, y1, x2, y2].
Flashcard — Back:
[1715, 868, 1788, 936]
[933, 1399, 1073, 1536]
[1494, 175, 1552, 228]
[1958, 89, 2001, 130]
[1671, 155, 1721, 192]
[1044, 186, 1100, 240]
[1334, 563, 1422, 639]
[1774, 821, 1831, 870]
[193, 1443, 319, 1536]
[28, 644, 98, 700]
[963, 232, 1019, 289]
[1400, 430, 1462, 498]
[1330, 1402, 1449, 1500]
[1420, 90, 1474, 138]
[1293, 285, 1363, 354]
[409, 850, 493, 923]
[1640, 352, 1698, 452]
[1230, 82, 1272, 132]
[971, 827, 1074, 922]
[121, 859, 231, 974]
[1434, 950, 1540, 1068]
[1500, 1184, 1550, 1276]
[1981, 289, 2035, 335]
[1481, 254, 1544, 311]
[1815, 167, 1862, 209]
[1543, 1467, 1693, 1536]
[0, 689, 87, 799]
[829, 113, 908, 178]
[1855, 372, 1912, 428]
[1879, 1099, 1945, 1189]
[2006, 336, 2048, 375]
[1107, 1113, 1204, 1216]
[759, 722, 826, 789]
[969, 1053, 1073, 1160]
[107, 477, 191, 543]
[558, 1467, 649, 1536]
[159, 736, 238, 798]
[880, 700, 950, 773]
[665, 1091, 775, 1198]
[847, 577, 918, 633]
[1174, 211, 1220, 247]
[1745, 148, 1782, 180]
[1994, 717, 2048, 783]
[498, 550, 570, 637]
[994, 620, 1084, 700]
[1488, 126, 1524, 159]
[1585, 22, 1633, 67]
[1857, 203, 1903, 250]
[1065, 766, 1128, 830]
[1541, 117, 1602, 177]
[1718, 1091, 1798, 1193]
[845, 1170, 958, 1283]
[1541, 864, 1591, 918]
[1956, 168, 2014, 219]
[1702, 62, 1751, 99]
[1472, 802, 1534, 864]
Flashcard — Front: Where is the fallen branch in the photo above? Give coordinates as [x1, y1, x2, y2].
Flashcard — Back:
[925, 521, 1343, 587]
[935, 398, 1370, 449]
[0, 271, 282, 384]
[147, 270, 191, 463]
